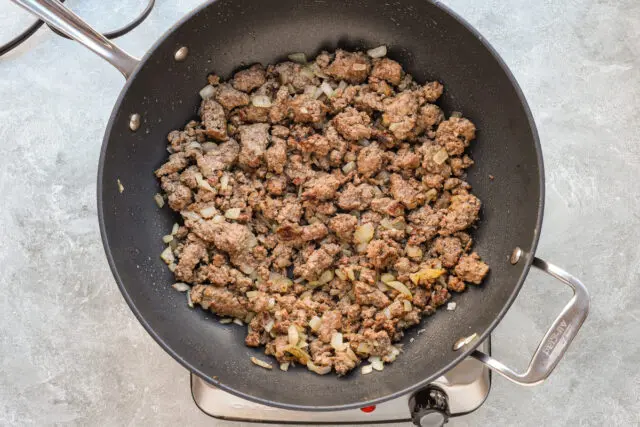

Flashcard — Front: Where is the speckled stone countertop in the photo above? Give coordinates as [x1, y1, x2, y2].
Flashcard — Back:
[0, 1, 638, 426]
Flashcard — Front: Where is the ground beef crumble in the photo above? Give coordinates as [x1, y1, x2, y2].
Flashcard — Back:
[156, 48, 489, 376]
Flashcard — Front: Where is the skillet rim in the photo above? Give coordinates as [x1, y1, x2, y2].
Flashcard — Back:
[97, 0, 545, 411]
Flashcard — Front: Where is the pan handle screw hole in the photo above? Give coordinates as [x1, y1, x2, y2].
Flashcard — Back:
[174, 46, 189, 62]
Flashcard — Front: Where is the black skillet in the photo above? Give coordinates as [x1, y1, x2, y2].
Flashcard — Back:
[12, 0, 589, 411]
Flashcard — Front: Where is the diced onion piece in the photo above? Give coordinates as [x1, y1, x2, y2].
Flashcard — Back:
[264, 319, 275, 332]
[288, 52, 307, 64]
[380, 217, 405, 230]
[186, 141, 202, 151]
[386, 281, 413, 299]
[342, 161, 356, 174]
[251, 356, 273, 370]
[167, 263, 177, 272]
[304, 85, 317, 97]
[195, 173, 215, 192]
[172, 283, 190, 292]
[383, 307, 392, 319]
[335, 269, 347, 281]
[202, 142, 218, 153]
[162, 235, 174, 244]
[310, 63, 329, 79]
[300, 66, 316, 79]
[160, 247, 175, 264]
[320, 81, 334, 98]
[356, 342, 371, 355]
[199, 84, 216, 100]
[403, 300, 412, 312]
[361, 364, 374, 375]
[346, 269, 356, 281]
[367, 45, 388, 58]
[246, 291, 259, 300]
[307, 361, 331, 375]
[318, 269, 334, 285]
[171, 223, 179, 235]
[220, 174, 230, 191]
[381, 273, 395, 283]
[245, 312, 256, 323]
[312, 86, 324, 100]
[433, 148, 449, 165]
[447, 302, 457, 311]
[377, 282, 389, 292]
[232, 318, 244, 326]
[356, 242, 369, 253]
[181, 210, 201, 222]
[117, 179, 124, 194]
[331, 332, 346, 351]
[251, 95, 272, 108]
[268, 297, 276, 309]
[406, 246, 422, 259]
[386, 346, 401, 362]
[288, 324, 300, 347]
[199, 206, 216, 219]
[337, 80, 348, 91]
[409, 268, 446, 285]
[225, 208, 242, 219]
[284, 346, 311, 364]
[354, 223, 375, 243]
[154, 193, 165, 208]
[239, 264, 255, 275]
[220, 318, 233, 324]
[309, 316, 322, 331]
[352, 63, 368, 71]
[186, 291, 194, 308]
[280, 362, 290, 371]
[369, 356, 384, 371]
[212, 215, 225, 224]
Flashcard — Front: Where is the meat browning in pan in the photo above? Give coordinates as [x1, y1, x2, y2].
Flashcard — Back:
[155, 47, 489, 376]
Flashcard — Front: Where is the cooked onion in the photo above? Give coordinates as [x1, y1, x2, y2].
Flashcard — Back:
[425, 188, 438, 202]
[199, 207, 216, 219]
[219, 318, 233, 324]
[309, 316, 322, 331]
[331, 332, 347, 351]
[186, 141, 202, 151]
[225, 208, 242, 219]
[160, 247, 175, 264]
[307, 361, 331, 375]
[181, 210, 202, 222]
[367, 45, 387, 58]
[264, 319, 275, 332]
[361, 364, 374, 375]
[195, 173, 215, 192]
[447, 302, 457, 311]
[280, 362, 290, 371]
[386, 281, 413, 299]
[383, 307, 392, 319]
[220, 174, 230, 190]
[202, 142, 218, 153]
[342, 161, 356, 174]
[172, 283, 190, 292]
[167, 263, 177, 272]
[403, 300, 412, 312]
[352, 63, 368, 71]
[117, 179, 124, 194]
[251, 356, 273, 370]
[212, 215, 225, 224]
[284, 346, 311, 364]
[245, 312, 256, 323]
[406, 245, 422, 259]
[320, 81, 334, 98]
[433, 148, 449, 165]
[186, 291, 194, 308]
[380, 273, 395, 283]
[369, 356, 384, 371]
[335, 269, 347, 281]
[300, 66, 316, 79]
[288, 324, 300, 347]
[310, 63, 329, 79]
[199, 84, 216, 100]
[409, 268, 446, 285]
[154, 193, 165, 208]
[162, 235, 173, 244]
[251, 95, 272, 108]
[171, 223, 179, 235]
[288, 52, 307, 64]
[318, 269, 334, 284]
[312, 86, 324, 100]
[337, 80, 348, 91]
[356, 342, 371, 355]
[246, 290, 259, 300]
[354, 223, 375, 243]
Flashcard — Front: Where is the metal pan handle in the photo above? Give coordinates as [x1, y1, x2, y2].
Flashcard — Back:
[10, 0, 140, 79]
[471, 257, 589, 386]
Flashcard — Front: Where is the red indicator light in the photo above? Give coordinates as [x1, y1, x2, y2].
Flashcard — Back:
[360, 405, 376, 413]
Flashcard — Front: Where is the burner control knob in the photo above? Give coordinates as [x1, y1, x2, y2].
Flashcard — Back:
[409, 387, 450, 427]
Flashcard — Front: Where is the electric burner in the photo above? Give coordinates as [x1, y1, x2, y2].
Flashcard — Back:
[191, 338, 490, 426]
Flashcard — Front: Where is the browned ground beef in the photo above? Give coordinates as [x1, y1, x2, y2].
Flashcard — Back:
[155, 48, 489, 375]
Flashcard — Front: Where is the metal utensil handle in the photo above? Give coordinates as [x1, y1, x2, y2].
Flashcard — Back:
[10, 0, 140, 79]
[471, 257, 589, 386]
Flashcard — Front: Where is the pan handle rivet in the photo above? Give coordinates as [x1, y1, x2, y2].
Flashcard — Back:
[174, 46, 189, 62]
[129, 113, 141, 132]
[510, 247, 522, 265]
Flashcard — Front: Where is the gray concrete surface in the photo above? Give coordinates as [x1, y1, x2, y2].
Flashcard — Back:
[0, 0, 638, 425]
